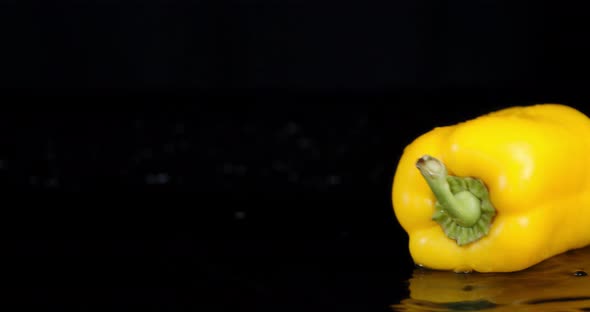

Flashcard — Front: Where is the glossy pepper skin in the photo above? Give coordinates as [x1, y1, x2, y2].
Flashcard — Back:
[392, 103, 590, 273]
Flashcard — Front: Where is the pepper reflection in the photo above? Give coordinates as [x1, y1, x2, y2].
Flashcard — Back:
[393, 246, 590, 311]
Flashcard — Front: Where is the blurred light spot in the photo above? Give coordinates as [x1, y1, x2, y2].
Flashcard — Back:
[370, 165, 384, 182]
[140, 148, 153, 160]
[179, 139, 190, 151]
[359, 115, 368, 127]
[174, 122, 185, 135]
[164, 143, 175, 154]
[45, 177, 59, 188]
[497, 175, 507, 190]
[517, 216, 529, 227]
[288, 172, 299, 183]
[298, 138, 311, 149]
[285, 122, 300, 135]
[145, 173, 170, 185]
[223, 163, 233, 174]
[336, 145, 348, 155]
[272, 160, 287, 172]
[234, 211, 246, 220]
[234, 165, 247, 176]
[327, 175, 341, 185]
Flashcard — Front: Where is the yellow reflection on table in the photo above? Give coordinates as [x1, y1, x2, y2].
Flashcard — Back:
[393, 246, 590, 311]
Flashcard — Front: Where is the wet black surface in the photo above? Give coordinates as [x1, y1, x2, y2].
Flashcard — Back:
[5, 98, 423, 311]
[6, 94, 590, 311]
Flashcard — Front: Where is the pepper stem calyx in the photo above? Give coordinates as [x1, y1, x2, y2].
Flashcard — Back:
[416, 155, 496, 246]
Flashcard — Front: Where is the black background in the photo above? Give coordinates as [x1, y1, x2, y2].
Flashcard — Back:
[3, 1, 590, 311]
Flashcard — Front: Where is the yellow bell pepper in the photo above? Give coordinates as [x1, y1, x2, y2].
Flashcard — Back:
[391, 103, 590, 273]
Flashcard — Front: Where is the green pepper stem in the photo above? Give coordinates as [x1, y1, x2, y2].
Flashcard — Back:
[415, 154, 496, 246]
[416, 155, 481, 227]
